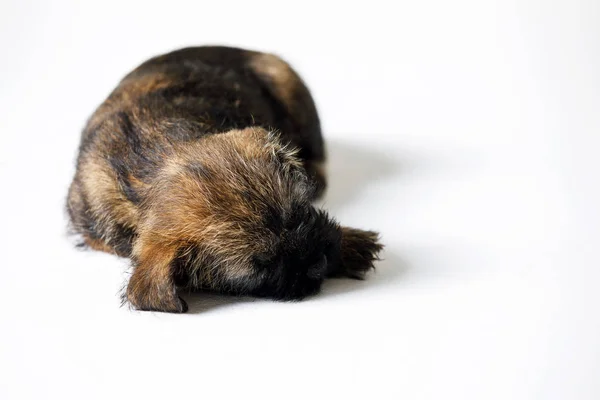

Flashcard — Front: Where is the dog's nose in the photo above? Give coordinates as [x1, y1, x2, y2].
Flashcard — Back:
[306, 255, 328, 279]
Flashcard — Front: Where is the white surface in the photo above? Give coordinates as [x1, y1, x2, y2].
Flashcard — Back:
[1, 1, 599, 399]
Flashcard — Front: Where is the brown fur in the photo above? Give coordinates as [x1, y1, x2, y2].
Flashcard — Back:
[67, 46, 383, 312]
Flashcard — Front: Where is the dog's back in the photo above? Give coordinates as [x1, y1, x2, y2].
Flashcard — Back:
[68, 46, 325, 257]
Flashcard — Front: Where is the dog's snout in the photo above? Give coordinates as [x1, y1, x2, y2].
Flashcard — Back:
[306, 255, 328, 280]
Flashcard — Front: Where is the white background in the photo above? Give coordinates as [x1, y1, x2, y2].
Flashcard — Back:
[1, 1, 599, 399]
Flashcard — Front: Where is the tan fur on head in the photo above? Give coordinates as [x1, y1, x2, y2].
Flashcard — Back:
[126, 127, 310, 305]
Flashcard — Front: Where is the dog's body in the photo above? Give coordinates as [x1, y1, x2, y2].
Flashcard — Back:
[68, 46, 382, 313]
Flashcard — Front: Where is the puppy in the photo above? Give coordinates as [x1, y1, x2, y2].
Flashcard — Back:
[67, 46, 382, 313]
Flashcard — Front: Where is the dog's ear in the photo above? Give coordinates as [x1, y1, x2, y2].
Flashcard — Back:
[123, 235, 188, 313]
[338, 227, 383, 279]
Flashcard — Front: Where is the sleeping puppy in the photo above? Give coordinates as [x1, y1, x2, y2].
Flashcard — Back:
[67, 46, 383, 313]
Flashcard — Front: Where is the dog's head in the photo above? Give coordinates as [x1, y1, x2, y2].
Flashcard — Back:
[139, 127, 381, 300]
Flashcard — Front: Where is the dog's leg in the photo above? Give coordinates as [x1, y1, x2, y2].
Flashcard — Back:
[331, 227, 383, 279]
